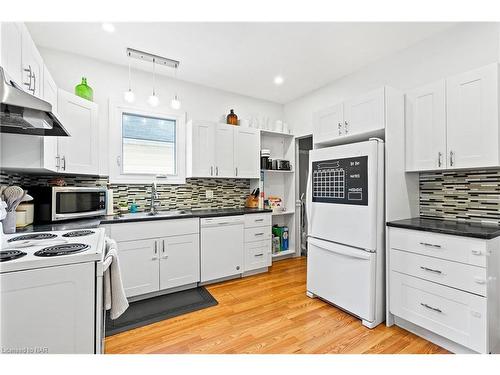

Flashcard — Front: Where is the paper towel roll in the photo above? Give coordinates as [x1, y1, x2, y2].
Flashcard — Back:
[106, 189, 114, 215]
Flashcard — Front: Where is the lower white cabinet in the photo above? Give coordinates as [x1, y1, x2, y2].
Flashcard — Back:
[159, 234, 200, 290]
[106, 218, 200, 298]
[116, 239, 160, 297]
[387, 227, 500, 353]
[243, 213, 272, 272]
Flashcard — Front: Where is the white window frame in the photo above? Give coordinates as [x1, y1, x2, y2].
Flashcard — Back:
[108, 101, 186, 184]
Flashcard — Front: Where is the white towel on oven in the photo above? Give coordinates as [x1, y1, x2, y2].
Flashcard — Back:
[104, 237, 129, 319]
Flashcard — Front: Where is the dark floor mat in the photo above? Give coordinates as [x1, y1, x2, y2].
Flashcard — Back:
[105, 287, 218, 336]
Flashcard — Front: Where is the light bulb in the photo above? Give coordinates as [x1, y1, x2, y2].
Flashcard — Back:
[123, 89, 135, 103]
[273, 75, 284, 85]
[170, 95, 181, 110]
[148, 93, 159, 107]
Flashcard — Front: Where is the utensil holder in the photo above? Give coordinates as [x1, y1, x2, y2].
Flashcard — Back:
[2, 211, 16, 234]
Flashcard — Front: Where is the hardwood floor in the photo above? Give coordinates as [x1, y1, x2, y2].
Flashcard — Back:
[105, 257, 449, 354]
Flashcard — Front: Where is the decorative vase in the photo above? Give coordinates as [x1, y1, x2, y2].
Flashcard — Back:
[75, 77, 94, 101]
[226, 109, 238, 125]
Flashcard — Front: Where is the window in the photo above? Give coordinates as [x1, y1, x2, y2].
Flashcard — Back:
[122, 113, 176, 175]
[109, 104, 186, 184]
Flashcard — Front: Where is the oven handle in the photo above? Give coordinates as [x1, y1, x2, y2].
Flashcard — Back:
[308, 237, 372, 260]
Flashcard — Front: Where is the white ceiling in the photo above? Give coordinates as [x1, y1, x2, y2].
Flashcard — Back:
[27, 22, 455, 104]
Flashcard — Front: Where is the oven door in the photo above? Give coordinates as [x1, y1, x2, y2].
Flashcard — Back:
[53, 187, 107, 221]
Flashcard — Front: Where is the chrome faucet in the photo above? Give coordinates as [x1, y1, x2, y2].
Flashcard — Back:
[149, 182, 160, 215]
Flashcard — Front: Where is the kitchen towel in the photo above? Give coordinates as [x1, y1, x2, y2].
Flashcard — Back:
[104, 237, 129, 320]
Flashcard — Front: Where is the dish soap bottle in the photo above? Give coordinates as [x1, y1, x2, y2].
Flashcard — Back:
[226, 109, 238, 125]
[75, 77, 94, 101]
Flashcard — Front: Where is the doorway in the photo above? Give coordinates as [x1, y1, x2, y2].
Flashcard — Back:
[295, 135, 313, 256]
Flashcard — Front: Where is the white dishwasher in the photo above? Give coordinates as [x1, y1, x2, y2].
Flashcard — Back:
[201, 215, 244, 283]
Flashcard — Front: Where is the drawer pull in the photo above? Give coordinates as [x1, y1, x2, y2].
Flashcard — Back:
[420, 303, 442, 313]
[419, 242, 441, 249]
[471, 311, 482, 318]
[255, 218, 264, 222]
[254, 232, 265, 236]
[420, 266, 443, 275]
[471, 249, 483, 256]
[255, 253, 264, 257]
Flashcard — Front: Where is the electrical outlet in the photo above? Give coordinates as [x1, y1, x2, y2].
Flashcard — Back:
[205, 190, 214, 199]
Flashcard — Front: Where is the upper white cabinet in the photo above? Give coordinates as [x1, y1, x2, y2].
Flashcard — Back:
[343, 87, 385, 136]
[187, 121, 260, 178]
[20, 24, 43, 99]
[313, 87, 386, 145]
[214, 123, 235, 177]
[0, 22, 23, 86]
[406, 64, 499, 171]
[234, 127, 260, 178]
[313, 103, 344, 144]
[1, 90, 99, 175]
[57, 89, 99, 174]
[43, 65, 58, 113]
[446, 64, 498, 169]
[405, 80, 447, 171]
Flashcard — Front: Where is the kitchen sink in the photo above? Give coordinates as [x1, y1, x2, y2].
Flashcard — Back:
[117, 210, 191, 219]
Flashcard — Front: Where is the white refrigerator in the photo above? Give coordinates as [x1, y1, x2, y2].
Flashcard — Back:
[306, 138, 385, 328]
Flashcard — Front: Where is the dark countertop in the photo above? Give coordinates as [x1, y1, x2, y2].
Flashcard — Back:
[14, 208, 273, 233]
[386, 217, 500, 239]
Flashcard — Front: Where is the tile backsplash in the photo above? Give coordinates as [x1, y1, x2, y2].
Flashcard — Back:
[0, 172, 250, 211]
[420, 169, 500, 224]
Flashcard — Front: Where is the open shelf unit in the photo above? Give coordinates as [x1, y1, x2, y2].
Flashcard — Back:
[251, 130, 297, 261]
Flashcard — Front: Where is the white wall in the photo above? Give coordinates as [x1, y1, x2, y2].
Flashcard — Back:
[39, 47, 284, 175]
[284, 23, 500, 137]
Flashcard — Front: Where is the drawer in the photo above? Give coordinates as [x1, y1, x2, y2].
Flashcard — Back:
[109, 218, 199, 242]
[244, 213, 271, 228]
[389, 227, 487, 267]
[244, 240, 271, 272]
[390, 271, 487, 353]
[245, 226, 271, 242]
[391, 249, 487, 296]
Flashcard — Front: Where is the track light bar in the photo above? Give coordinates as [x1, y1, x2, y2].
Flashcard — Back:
[126, 48, 180, 68]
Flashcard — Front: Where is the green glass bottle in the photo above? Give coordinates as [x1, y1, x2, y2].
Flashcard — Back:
[75, 77, 94, 101]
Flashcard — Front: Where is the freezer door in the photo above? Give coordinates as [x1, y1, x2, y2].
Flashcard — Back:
[307, 139, 383, 251]
[307, 237, 376, 322]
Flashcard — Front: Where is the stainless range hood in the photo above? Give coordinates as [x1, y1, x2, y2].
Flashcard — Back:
[0, 66, 69, 136]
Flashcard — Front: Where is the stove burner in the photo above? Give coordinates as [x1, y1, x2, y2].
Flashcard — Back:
[34, 243, 90, 257]
[8, 233, 57, 242]
[62, 230, 95, 238]
[0, 250, 27, 262]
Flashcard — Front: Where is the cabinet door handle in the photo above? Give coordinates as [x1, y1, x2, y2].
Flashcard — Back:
[152, 241, 158, 260]
[438, 152, 443, 167]
[420, 303, 442, 313]
[419, 242, 441, 249]
[254, 232, 264, 236]
[449, 150, 455, 167]
[255, 253, 264, 257]
[337, 122, 342, 136]
[420, 266, 442, 275]
[210, 166, 213, 176]
[235, 167, 238, 176]
[61, 156, 66, 171]
[162, 240, 169, 259]
[216, 166, 219, 176]
[32, 72, 36, 95]
[344, 121, 349, 134]
[55, 155, 61, 170]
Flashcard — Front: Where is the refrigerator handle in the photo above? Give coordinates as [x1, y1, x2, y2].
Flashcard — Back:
[305, 169, 313, 235]
[308, 237, 372, 260]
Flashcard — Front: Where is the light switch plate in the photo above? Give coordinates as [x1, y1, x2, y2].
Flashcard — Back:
[205, 190, 214, 199]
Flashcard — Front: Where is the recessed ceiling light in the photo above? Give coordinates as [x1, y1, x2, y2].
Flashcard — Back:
[102, 23, 115, 33]
[273, 75, 284, 85]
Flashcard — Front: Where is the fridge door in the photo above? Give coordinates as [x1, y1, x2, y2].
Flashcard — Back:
[307, 236, 376, 322]
[307, 139, 383, 251]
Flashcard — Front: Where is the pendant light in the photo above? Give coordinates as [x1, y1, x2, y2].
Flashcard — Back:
[170, 65, 181, 110]
[123, 51, 135, 103]
[148, 58, 159, 107]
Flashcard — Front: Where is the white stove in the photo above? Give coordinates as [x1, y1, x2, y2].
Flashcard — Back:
[0, 228, 105, 273]
[0, 227, 106, 354]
